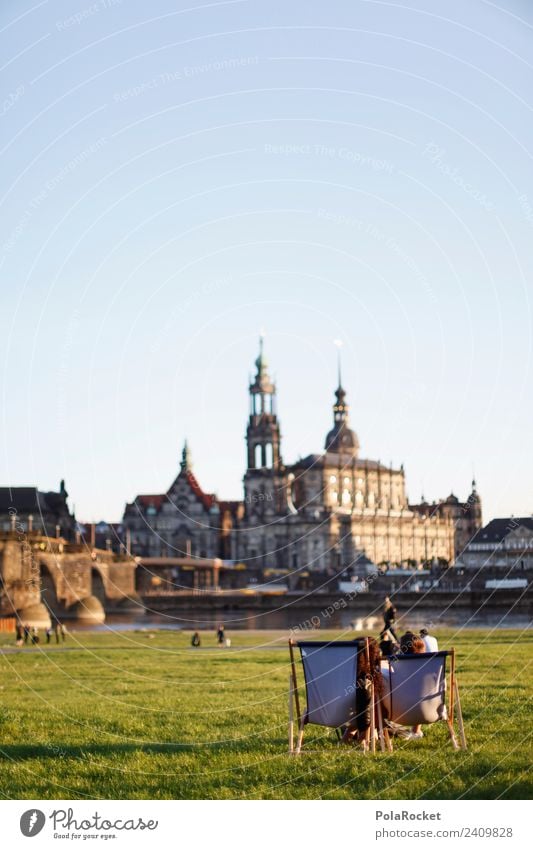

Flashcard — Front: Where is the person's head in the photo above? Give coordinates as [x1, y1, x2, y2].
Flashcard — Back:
[379, 637, 394, 657]
[420, 628, 428, 637]
[399, 631, 425, 655]
[357, 637, 380, 675]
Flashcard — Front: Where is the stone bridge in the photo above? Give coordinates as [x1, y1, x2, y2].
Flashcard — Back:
[0, 532, 138, 626]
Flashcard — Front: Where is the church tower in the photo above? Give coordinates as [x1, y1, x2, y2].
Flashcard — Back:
[246, 337, 281, 472]
[243, 337, 284, 520]
[324, 355, 360, 458]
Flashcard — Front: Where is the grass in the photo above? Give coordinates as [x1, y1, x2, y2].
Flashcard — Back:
[0, 627, 531, 799]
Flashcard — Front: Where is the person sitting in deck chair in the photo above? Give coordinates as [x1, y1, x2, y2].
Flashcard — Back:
[393, 631, 426, 740]
[342, 638, 384, 747]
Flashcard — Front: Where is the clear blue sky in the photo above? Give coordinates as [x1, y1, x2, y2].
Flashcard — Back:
[1, 0, 532, 522]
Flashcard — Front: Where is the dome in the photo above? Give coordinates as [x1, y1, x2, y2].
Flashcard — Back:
[325, 421, 360, 455]
[324, 382, 359, 457]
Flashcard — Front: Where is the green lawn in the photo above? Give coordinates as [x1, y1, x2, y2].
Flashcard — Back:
[0, 628, 531, 799]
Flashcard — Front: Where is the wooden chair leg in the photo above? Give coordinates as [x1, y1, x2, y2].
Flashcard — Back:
[370, 681, 376, 754]
[295, 715, 305, 754]
[454, 679, 467, 750]
[447, 719, 459, 750]
[446, 648, 459, 749]
[376, 697, 386, 753]
[383, 727, 393, 752]
[288, 675, 294, 754]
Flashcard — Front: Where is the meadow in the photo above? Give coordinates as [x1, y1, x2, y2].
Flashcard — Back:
[0, 627, 531, 800]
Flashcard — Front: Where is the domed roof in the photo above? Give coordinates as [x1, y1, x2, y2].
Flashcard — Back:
[325, 421, 360, 455]
[324, 383, 359, 457]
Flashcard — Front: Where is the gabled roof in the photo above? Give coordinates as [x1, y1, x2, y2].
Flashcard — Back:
[182, 470, 216, 511]
[135, 494, 166, 510]
[469, 517, 533, 545]
[128, 470, 217, 516]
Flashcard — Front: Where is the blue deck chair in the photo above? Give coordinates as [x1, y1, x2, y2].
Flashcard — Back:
[288, 639, 389, 754]
[383, 649, 467, 750]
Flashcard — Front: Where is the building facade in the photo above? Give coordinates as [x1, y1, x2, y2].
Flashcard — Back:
[123, 443, 242, 560]
[456, 517, 533, 574]
[123, 341, 482, 572]
[0, 482, 76, 539]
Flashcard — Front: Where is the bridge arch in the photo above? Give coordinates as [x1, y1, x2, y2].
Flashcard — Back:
[91, 567, 106, 605]
[39, 562, 64, 617]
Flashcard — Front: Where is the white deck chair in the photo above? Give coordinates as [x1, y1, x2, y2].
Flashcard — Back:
[383, 650, 467, 750]
[288, 639, 389, 754]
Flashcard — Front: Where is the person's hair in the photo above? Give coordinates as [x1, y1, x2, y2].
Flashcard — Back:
[420, 628, 428, 637]
[399, 631, 425, 655]
[357, 638, 384, 699]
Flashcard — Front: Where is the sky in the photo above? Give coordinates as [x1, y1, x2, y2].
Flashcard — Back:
[0, 0, 532, 523]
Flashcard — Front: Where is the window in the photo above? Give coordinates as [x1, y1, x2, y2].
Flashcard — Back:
[329, 475, 337, 483]
[254, 444, 262, 467]
[265, 443, 273, 468]
[342, 489, 351, 504]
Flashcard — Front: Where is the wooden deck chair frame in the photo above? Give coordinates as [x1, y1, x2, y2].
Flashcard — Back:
[385, 648, 467, 751]
[288, 638, 390, 755]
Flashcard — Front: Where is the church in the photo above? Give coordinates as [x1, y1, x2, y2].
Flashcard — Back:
[123, 340, 482, 574]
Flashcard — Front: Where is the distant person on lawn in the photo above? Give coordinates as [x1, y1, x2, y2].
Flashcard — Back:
[216, 624, 225, 645]
[380, 597, 399, 641]
[191, 632, 201, 647]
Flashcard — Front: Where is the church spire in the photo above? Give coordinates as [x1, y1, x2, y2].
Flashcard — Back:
[180, 440, 192, 472]
[325, 347, 359, 457]
[246, 337, 281, 470]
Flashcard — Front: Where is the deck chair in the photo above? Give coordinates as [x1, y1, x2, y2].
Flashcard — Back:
[288, 639, 390, 754]
[383, 649, 467, 750]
